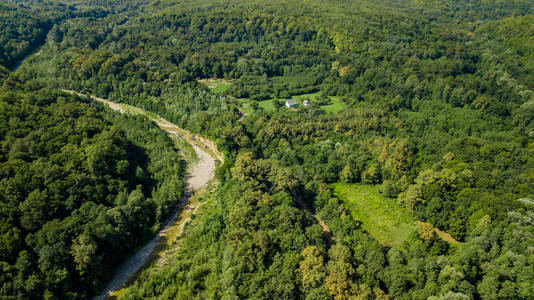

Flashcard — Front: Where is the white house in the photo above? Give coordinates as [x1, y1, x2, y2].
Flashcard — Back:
[285, 99, 297, 108]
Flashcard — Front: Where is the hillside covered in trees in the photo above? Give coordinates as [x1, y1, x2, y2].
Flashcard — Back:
[0, 86, 185, 298]
[0, 0, 533, 299]
[0, 2, 50, 70]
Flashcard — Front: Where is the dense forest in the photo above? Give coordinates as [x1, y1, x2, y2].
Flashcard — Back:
[0, 2, 50, 69]
[0, 0, 533, 299]
[0, 86, 185, 297]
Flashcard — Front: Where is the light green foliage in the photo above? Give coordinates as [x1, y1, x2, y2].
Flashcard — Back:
[198, 78, 234, 94]
[320, 97, 345, 114]
[298, 246, 327, 292]
[258, 99, 277, 112]
[120, 156, 324, 299]
[478, 15, 534, 61]
[333, 183, 416, 246]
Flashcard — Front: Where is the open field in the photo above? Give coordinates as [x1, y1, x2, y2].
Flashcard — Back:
[197, 78, 234, 93]
[238, 92, 346, 115]
[197, 78, 346, 114]
[320, 97, 346, 114]
[333, 183, 461, 247]
[333, 183, 416, 246]
[258, 99, 277, 112]
[279, 92, 346, 114]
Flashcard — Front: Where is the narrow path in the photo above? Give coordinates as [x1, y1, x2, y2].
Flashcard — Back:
[434, 227, 461, 245]
[295, 197, 333, 241]
[61, 90, 223, 300]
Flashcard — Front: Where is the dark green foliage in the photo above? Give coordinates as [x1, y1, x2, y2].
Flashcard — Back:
[121, 154, 328, 299]
[0, 2, 51, 69]
[0, 89, 184, 298]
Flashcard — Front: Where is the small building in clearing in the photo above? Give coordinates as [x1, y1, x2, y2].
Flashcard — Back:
[303, 99, 310, 107]
[285, 99, 297, 108]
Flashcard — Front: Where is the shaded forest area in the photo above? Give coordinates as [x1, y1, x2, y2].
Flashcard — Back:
[0, 2, 50, 70]
[0, 86, 185, 298]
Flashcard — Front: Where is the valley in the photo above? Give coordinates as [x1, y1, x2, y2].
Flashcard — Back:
[61, 91, 222, 299]
[0, 0, 533, 299]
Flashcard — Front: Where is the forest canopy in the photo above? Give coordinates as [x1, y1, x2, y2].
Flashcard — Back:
[0, 88, 184, 298]
[0, 0, 533, 299]
[0, 2, 50, 69]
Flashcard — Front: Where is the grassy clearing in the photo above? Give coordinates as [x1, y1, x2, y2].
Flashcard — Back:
[237, 92, 346, 115]
[197, 78, 234, 93]
[292, 92, 345, 113]
[195, 79, 346, 115]
[237, 98, 254, 114]
[258, 99, 277, 112]
[332, 183, 416, 247]
[332, 183, 461, 246]
[321, 97, 346, 114]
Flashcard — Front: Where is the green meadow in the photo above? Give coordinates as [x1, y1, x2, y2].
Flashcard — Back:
[332, 183, 417, 246]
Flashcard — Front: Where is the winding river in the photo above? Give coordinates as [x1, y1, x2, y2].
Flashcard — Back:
[61, 91, 221, 300]
[6, 17, 222, 300]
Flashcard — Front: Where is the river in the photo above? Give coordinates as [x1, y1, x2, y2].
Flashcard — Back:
[61, 91, 221, 300]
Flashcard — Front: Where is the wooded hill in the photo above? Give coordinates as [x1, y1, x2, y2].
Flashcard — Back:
[0, 86, 185, 298]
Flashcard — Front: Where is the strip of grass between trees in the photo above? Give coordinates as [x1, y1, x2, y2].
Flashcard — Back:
[332, 183, 460, 247]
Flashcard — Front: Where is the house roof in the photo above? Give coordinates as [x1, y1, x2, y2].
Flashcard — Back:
[286, 99, 297, 105]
